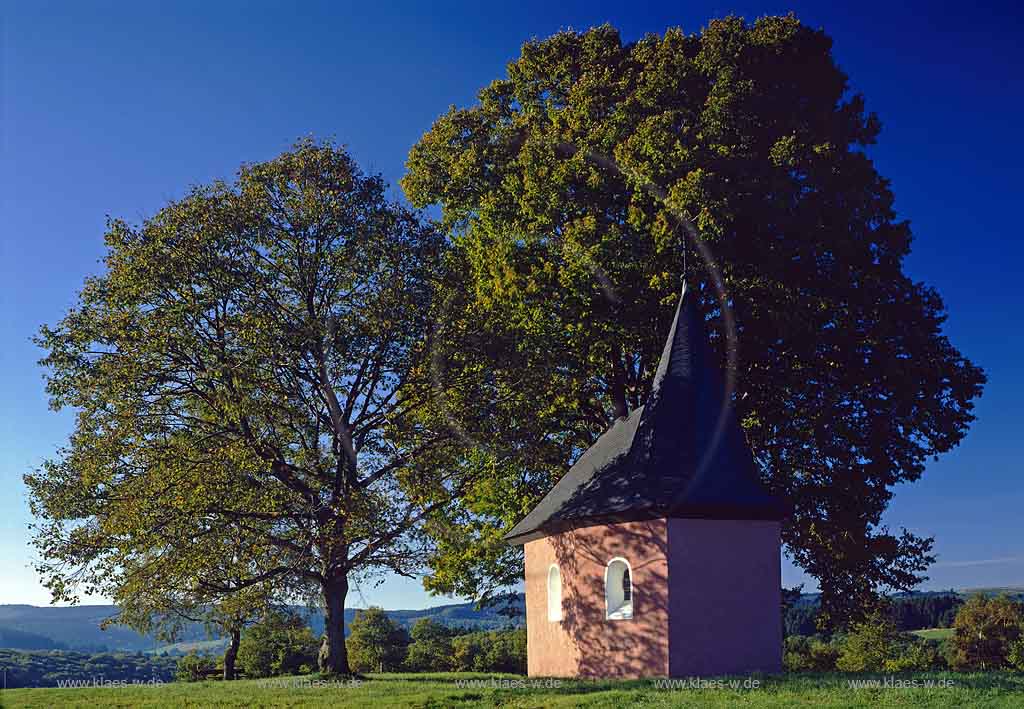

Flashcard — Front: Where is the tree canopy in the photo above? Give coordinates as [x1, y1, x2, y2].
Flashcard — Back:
[26, 140, 466, 674]
[402, 16, 985, 627]
[345, 607, 409, 673]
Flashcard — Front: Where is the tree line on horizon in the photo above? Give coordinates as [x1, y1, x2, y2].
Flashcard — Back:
[25, 14, 984, 677]
[5, 592, 1023, 688]
[784, 594, 1024, 673]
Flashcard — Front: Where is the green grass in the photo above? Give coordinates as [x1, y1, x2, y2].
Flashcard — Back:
[911, 628, 955, 641]
[3, 672, 1024, 708]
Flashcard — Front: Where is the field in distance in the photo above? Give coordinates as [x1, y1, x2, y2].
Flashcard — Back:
[2, 671, 1023, 708]
[911, 628, 956, 641]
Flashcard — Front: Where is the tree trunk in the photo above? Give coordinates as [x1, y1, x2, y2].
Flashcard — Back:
[318, 573, 350, 675]
[608, 347, 629, 420]
[223, 627, 241, 680]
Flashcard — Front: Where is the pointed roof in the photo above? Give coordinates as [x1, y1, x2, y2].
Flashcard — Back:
[504, 281, 787, 545]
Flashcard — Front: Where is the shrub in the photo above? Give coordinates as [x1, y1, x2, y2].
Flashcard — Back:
[237, 611, 319, 678]
[883, 640, 946, 672]
[175, 652, 215, 682]
[783, 636, 810, 672]
[783, 635, 838, 672]
[950, 594, 1024, 670]
[836, 611, 899, 672]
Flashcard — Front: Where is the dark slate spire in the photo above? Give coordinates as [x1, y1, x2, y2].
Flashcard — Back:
[505, 281, 786, 545]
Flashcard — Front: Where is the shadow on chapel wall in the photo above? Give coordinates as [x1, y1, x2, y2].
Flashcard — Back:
[549, 518, 669, 677]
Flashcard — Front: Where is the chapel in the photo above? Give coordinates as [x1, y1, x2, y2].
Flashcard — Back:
[505, 281, 787, 677]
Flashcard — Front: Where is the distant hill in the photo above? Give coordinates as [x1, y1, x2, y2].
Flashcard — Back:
[0, 626, 68, 651]
[9, 586, 1017, 653]
[0, 596, 525, 654]
[0, 605, 177, 653]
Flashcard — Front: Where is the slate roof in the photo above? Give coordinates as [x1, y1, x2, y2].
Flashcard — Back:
[504, 281, 788, 545]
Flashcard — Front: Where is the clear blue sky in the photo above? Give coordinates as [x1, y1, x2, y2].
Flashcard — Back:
[2, 1, 1021, 609]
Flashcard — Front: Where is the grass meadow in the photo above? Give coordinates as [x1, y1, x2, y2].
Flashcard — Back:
[2, 671, 1024, 708]
[910, 628, 956, 641]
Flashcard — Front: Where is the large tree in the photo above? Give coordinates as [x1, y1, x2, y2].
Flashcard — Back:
[402, 17, 986, 627]
[26, 140, 466, 673]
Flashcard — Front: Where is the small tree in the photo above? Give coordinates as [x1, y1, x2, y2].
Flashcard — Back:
[236, 610, 319, 678]
[951, 594, 1024, 670]
[346, 608, 409, 673]
[404, 618, 454, 672]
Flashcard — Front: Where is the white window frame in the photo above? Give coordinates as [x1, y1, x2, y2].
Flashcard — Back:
[547, 564, 562, 622]
[605, 557, 633, 620]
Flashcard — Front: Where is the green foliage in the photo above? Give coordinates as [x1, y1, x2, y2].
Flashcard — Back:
[175, 652, 215, 682]
[1007, 637, 1024, 672]
[403, 17, 985, 628]
[0, 649, 176, 689]
[837, 611, 901, 672]
[449, 629, 526, 674]
[786, 629, 948, 674]
[785, 592, 967, 636]
[236, 611, 319, 678]
[831, 609, 953, 672]
[479, 628, 526, 674]
[883, 640, 946, 672]
[889, 593, 964, 630]
[403, 619, 455, 672]
[25, 139, 461, 674]
[346, 608, 410, 673]
[450, 632, 484, 672]
[951, 594, 1024, 670]
[340, 614, 524, 675]
[783, 635, 839, 672]
[784, 604, 819, 637]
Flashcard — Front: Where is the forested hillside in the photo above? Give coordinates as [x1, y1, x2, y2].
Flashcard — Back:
[0, 649, 177, 688]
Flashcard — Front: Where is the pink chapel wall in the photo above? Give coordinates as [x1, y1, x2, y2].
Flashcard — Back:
[522, 517, 781, 678]
[523, 518, 670, 678]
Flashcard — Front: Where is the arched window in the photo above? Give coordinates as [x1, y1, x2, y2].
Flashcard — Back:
[605, 558, 633, 620]
[547, 564, 562, 622]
